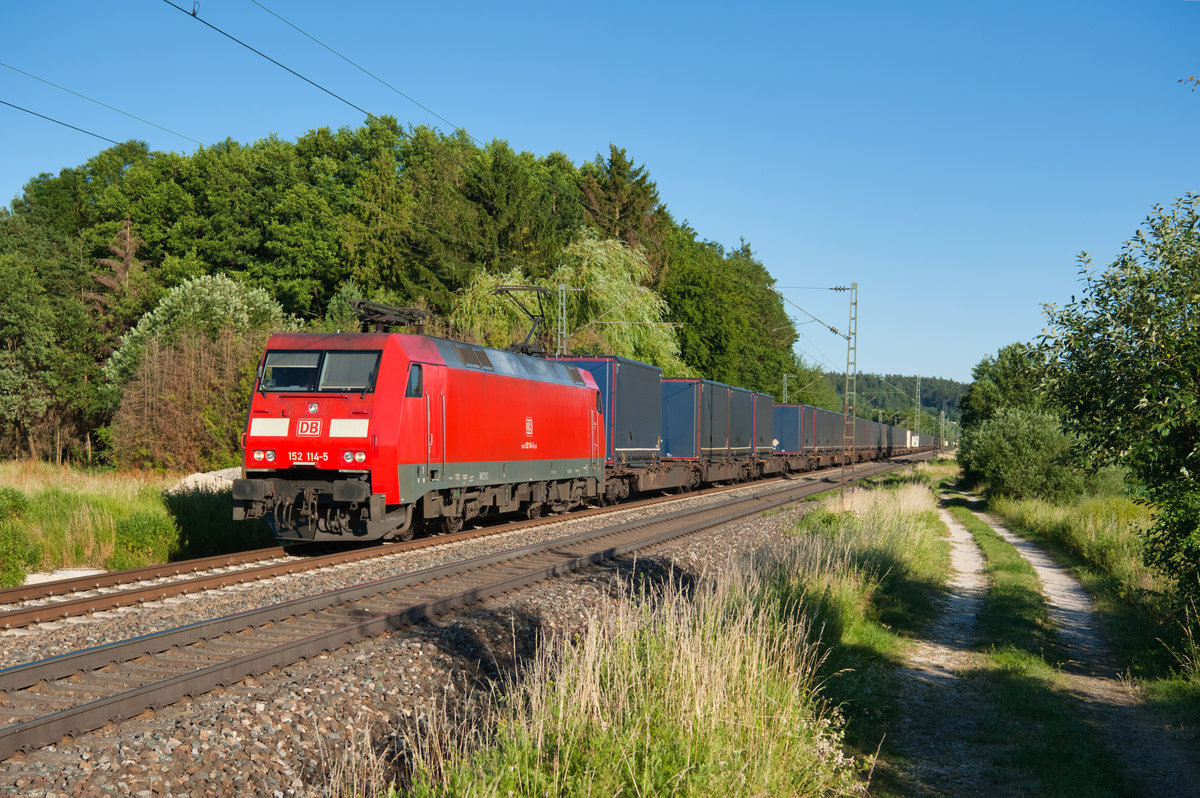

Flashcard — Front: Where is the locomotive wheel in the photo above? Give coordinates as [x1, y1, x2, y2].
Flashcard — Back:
[440, 515, 464, 535]
[386, 523, 415, 543]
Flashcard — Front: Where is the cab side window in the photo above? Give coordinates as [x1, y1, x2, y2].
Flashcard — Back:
[406, 364, 423, 398]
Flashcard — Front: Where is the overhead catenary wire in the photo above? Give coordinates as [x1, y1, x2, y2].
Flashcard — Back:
[774, 288, 847, 340]
[159, 0, 373, 118]
[246, 0, 452, 134]
[0, 98, 124, 147]
[0, 61, 202, 145]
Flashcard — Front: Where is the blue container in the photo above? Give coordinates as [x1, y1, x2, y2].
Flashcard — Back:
[774, 404, 802, 453]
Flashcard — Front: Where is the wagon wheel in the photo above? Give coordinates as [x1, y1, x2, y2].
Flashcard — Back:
[440, 515, 464, 535]
[525, 503, 543, 520]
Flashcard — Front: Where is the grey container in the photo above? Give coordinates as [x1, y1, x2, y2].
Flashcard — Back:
[662, 379, 700, 458]
[812, 406, 842, 448]
[754, 393, 775, 453]
[729, 386, 755, 454]
[553, 355, 662, 464]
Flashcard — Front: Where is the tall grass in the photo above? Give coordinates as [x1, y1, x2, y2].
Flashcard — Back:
[988, 494, 1156, 595]
[788, 483, 950, 753]
[404, 566, 862, 797]
[0, 461, 271, 585]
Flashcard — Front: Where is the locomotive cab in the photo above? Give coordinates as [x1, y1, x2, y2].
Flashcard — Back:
[232, 333, 412, 542]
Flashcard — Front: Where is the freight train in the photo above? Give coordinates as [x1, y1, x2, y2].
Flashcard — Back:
[232, 333, 938, 543]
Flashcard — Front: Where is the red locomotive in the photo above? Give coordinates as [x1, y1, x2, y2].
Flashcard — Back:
[232, 332, 605, 542]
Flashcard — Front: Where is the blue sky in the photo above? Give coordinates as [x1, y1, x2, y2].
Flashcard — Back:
[2, 1, 1198, 382]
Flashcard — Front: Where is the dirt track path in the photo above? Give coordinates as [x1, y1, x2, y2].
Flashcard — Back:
[883, 507, 992, 794]
[883, 500, 1200, 797]
[975, 509, 1200, 798]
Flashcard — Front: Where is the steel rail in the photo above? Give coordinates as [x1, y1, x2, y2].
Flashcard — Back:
[0, 457, 885, 629]
[0, 459, 920, 760]
[0, 546, 287, 604]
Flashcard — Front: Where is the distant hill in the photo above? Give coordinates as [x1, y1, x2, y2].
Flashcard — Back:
[826, 372, 968, 438]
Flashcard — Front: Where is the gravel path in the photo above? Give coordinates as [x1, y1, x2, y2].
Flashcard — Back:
[0, 491, 814, 797]
[974, 508, 1200, 798]
[883, 500, 1200, 797]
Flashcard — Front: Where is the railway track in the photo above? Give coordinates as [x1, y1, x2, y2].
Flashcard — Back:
[0, 455, 926, 761]
[0, 457, 906, 630]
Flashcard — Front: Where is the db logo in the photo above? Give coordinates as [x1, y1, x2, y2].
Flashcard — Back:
[297, 418, 322, 436]
[525, 417, 533, 436]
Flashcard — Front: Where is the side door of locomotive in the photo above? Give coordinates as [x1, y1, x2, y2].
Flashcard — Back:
[422, 363, 447, 483]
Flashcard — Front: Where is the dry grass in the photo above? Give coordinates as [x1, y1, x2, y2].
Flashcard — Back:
[830, 482, 937, 518]
[0, 460, 176, 499]
[0, 462, 180, 582]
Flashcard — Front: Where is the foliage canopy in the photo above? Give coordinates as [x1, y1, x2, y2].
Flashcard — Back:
[1041, 195, 1200, 590]
[1, 120, 833, 465]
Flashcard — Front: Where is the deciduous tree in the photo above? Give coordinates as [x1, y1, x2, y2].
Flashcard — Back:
[1041, 195, 1200, 591]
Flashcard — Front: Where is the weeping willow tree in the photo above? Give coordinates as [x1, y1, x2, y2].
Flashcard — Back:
[449, 232, 690, 374]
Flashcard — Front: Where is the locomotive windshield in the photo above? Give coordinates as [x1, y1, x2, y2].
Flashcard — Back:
[260, 350, 381, 393]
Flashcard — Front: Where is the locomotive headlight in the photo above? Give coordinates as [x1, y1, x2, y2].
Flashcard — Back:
[264, 450, 276, 462]
[252, 450, 264, 462]
[354, 451, 366, 463]
[343, 451, 354, 463]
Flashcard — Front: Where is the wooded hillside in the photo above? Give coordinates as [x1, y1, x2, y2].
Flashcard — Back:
[0, 119, 835, 467]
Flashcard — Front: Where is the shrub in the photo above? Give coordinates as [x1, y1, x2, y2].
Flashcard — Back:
[105, 510, 178, 571]
[957, 406, 1081, 500]
[0, 485, 29, 520]
[104, 273, 287, 388]
[108, 327, 271, 471]
[0, 521, 40, 587]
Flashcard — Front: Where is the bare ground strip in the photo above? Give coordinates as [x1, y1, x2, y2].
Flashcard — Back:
[882, 507, 992, 795]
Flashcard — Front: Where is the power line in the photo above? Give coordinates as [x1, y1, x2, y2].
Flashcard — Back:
[247, 0, 452, 133]
[775, 288, 847, 339]
[0, 99, 125, 147]
[0, 61, 201, 145]
[160, 0, 373, 118]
